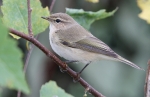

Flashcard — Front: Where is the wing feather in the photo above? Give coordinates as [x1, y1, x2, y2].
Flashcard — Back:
[56, 24, 118, 58]
[61, 37, 118, 58]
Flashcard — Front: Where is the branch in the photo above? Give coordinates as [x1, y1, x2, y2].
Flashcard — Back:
[9, 28, 105, 97]
[27, 0, 33, 36]
[49, 0, 56, 12]
[17, 42, 34, 97]
[145, 59, 150, 97]
[17, 0, 34, 97]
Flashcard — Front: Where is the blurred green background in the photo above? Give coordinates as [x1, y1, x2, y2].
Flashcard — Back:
[2, 0, 150, 97]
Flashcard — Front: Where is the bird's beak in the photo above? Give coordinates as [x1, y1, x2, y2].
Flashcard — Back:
[41, 16, 49, 20]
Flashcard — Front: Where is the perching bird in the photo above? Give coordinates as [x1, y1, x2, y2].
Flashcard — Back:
[42, 13, 144, 75]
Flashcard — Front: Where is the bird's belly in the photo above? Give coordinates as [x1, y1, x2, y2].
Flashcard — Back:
[50, 40, 83, 60]
[50, 39, 103, 63]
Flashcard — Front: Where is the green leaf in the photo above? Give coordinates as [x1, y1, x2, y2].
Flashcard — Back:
[0, 21, 29, 94]
[40, 81, 73, 97]
[1, 0, 49, 39]
[66, 8, 118, 30]
[85, 0, 99, 3]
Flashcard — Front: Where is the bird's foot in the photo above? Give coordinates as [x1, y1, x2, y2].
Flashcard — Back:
[73, 72, 81, 83]
[59, 63, 68, 73]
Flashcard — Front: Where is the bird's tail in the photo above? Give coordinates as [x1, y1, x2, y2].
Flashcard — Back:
[117, 56, 144, 71]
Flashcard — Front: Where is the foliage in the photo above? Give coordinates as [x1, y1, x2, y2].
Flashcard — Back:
[85, 0, 99, 3]
[66, 8, 117, 30]
[40, 81, 73, 97]
[137, 0, 150, 24]
[1, 0, 49, 39]
[0, 20, 29, 94]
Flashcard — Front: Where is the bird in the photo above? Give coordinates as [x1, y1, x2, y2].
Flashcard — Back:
[41, 13, 144, 75]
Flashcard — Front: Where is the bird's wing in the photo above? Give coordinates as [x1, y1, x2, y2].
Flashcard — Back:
[56, 24, 92, 43]
[56, 24, 118, 58]
[60, 36, 118, 58]
[60, 36, 144, 70]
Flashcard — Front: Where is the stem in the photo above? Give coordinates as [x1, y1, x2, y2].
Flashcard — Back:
[17, 45, 33, 97]
[145, 60, 150, 97]
[24, 35, 39, 73]
[17, 0, 34, 97]
[50, 0, 56, 12]
[17, 91, 21, 97]
[17, 35, 38, 97]
[27, 0, 33, 36]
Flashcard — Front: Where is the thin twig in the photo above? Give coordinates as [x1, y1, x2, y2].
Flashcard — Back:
[24, 35, 39, 73]
[9, 28, 105, 97]
[145, 60, 150, 97]
[24, 44, 33, 71]
[27, 0, 33, 36]
[17, 90, 21, 97]
[49, 0, 56, 12]
[17, 35, 39, 97]
[17, 0, 33, 97]
[17, 44, 33, 97]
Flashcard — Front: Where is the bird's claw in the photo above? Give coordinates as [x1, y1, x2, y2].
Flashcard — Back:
[73, 72, 81, 83]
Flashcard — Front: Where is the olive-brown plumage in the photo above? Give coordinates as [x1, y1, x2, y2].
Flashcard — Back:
[42, 13, 144, 70]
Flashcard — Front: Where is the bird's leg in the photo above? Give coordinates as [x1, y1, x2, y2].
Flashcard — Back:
[59, 60, 78, 73]
[73, 62, 91, 83]
[78, 62, 91, 75]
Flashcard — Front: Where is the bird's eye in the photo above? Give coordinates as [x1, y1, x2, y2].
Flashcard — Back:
[55, 19, 61, 23]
